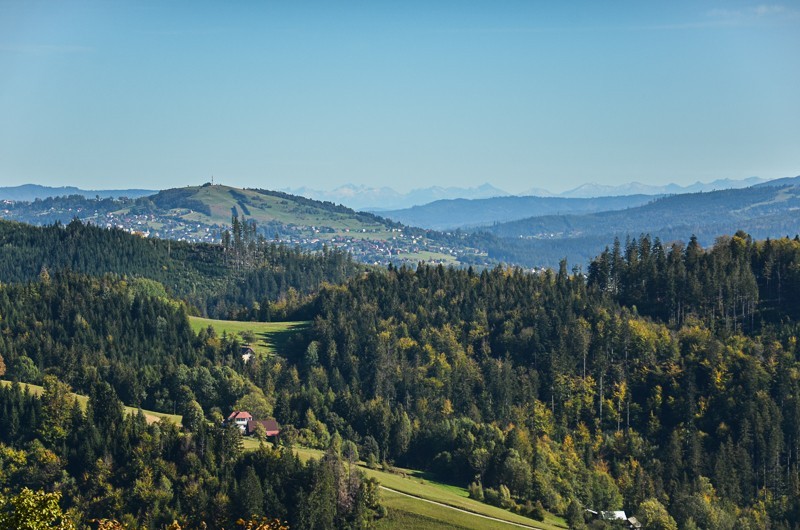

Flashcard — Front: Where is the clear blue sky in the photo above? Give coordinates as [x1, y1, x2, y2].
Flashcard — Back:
[1, 1, 798, 193]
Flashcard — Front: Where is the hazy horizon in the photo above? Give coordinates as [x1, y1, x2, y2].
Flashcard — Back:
[2, 1, 799, 194]
[0, 174, 787, 201]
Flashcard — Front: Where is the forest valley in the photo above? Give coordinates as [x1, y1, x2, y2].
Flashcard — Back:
[1, 218, 800, 529]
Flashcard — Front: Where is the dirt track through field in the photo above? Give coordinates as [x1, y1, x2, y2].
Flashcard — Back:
[380, 486, 546, 530]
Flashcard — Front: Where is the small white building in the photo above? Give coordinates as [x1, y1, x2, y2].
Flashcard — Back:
[226, 410, 253, 433]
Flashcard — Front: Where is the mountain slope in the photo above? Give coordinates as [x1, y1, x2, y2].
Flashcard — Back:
[485, 183, 800, 240]
[556, 176, 767, 198]
[478, 182, 800, 267]
[753, 175, 800, 188]
[378, 195, 659, 230]
[283, 182, 510, 210]
[0, 183, 154, 201]
[137, 184, 395, 235]
[1, 184, 494, 267]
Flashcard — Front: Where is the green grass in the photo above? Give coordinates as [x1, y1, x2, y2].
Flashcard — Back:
[4, 371, 561, 529]
[262, 444, 565, 530]
[241, 437, 259, 451]
[163, 185, 389, 236]
[361, 467, 565, 530]
[188, 316, 308, 356]
[377, 489, 529, 530]
[1, 380, 182, 426]
[111, 184, 391, 237]
[399, 249, 459, 265]
[291, 445, 325, 462]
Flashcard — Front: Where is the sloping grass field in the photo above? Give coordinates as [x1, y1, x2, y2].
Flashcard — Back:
[5, 306, 563, 530]
[188, 316, 308, 357]
[5, 375, 565, 529]
[163, 185, 390, 237]
[0, 380, 182, 425]
[377, 489, 536, 530]
[255, 444, 566, 530]
[364, 466, 566, 530]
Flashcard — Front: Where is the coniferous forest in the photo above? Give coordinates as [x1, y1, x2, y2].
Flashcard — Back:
[1, 219, 800, 529]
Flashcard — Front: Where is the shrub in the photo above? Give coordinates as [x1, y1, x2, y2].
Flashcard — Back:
[468, 481, 484, 501]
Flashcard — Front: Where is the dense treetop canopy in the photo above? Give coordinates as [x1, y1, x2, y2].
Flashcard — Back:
[1, 220, 800, 528]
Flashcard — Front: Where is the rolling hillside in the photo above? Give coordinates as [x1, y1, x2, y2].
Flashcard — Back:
[140, 184, 395, 238]
[484, 181, 800, 240]
[478, 179, 800, 267]
[0, 183, 154, 201]
[378, 194, 659, 230]
[284, 446, 566, 530]
[0, 380, 182, 425]
[3, 179, 799, 271]
[1, 184, 491, 267]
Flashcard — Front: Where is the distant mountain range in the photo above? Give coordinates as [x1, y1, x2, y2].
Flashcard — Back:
[487, 177, 800, 241]
[379, 177, 778, 230]
[2, 176, 798, 269]
[0, 184, 154, 202]
[285, 176, 771, 210]
[533, 176, 768, 198]
[1, 176, 772, 210]
[479, 176, 800, 267]
[379, 195, 660, 231]
[0, 184, 492, 267]
[282, 183, 510, 210]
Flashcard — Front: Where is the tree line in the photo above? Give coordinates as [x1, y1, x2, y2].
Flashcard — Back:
[0, 219, 361, 320]
[0, 379, 380, 529]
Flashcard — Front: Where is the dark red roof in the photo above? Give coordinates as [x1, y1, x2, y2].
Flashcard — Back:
[247, 418, 281, 437]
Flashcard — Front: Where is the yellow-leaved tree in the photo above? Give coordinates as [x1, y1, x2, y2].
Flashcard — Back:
[0, 488, 76, 530]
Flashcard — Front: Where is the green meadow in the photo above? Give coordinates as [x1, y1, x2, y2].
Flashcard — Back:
[188, 316, 308, 357]
[0, 380, 182, 425]
[244, 443, 565, 530]
[4, 377, 564, 529]
[377, 489, 540, 530]
[363, 466, 566, 530]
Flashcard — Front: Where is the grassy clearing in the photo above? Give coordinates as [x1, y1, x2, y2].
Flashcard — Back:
[261, 444, 565, 530]
[241, 437, 259, 452]
[171, 185, 388, 236]
[1, 380, 182, 426]
[400, 249, 459, 265]
[361, 467, 565, 530]
[377, 489, 532, 530]
[3, 372, 561, 530]
[188, 316, 308, 356]
[291, 445, 325, 462]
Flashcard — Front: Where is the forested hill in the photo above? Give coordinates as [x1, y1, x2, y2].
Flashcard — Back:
[0, 183, 494, 267]
[0, 271, 380, 528]
[484, 180, 800, 243]
[292, 233, 800, 528]
[1, 229, 800, 527]
[378, 194, 658, 230]
[478, 180, 800, 267]
[0, 219, 361, 319]
[0, 183, 154, 201]
[5, 180, 800, 271]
